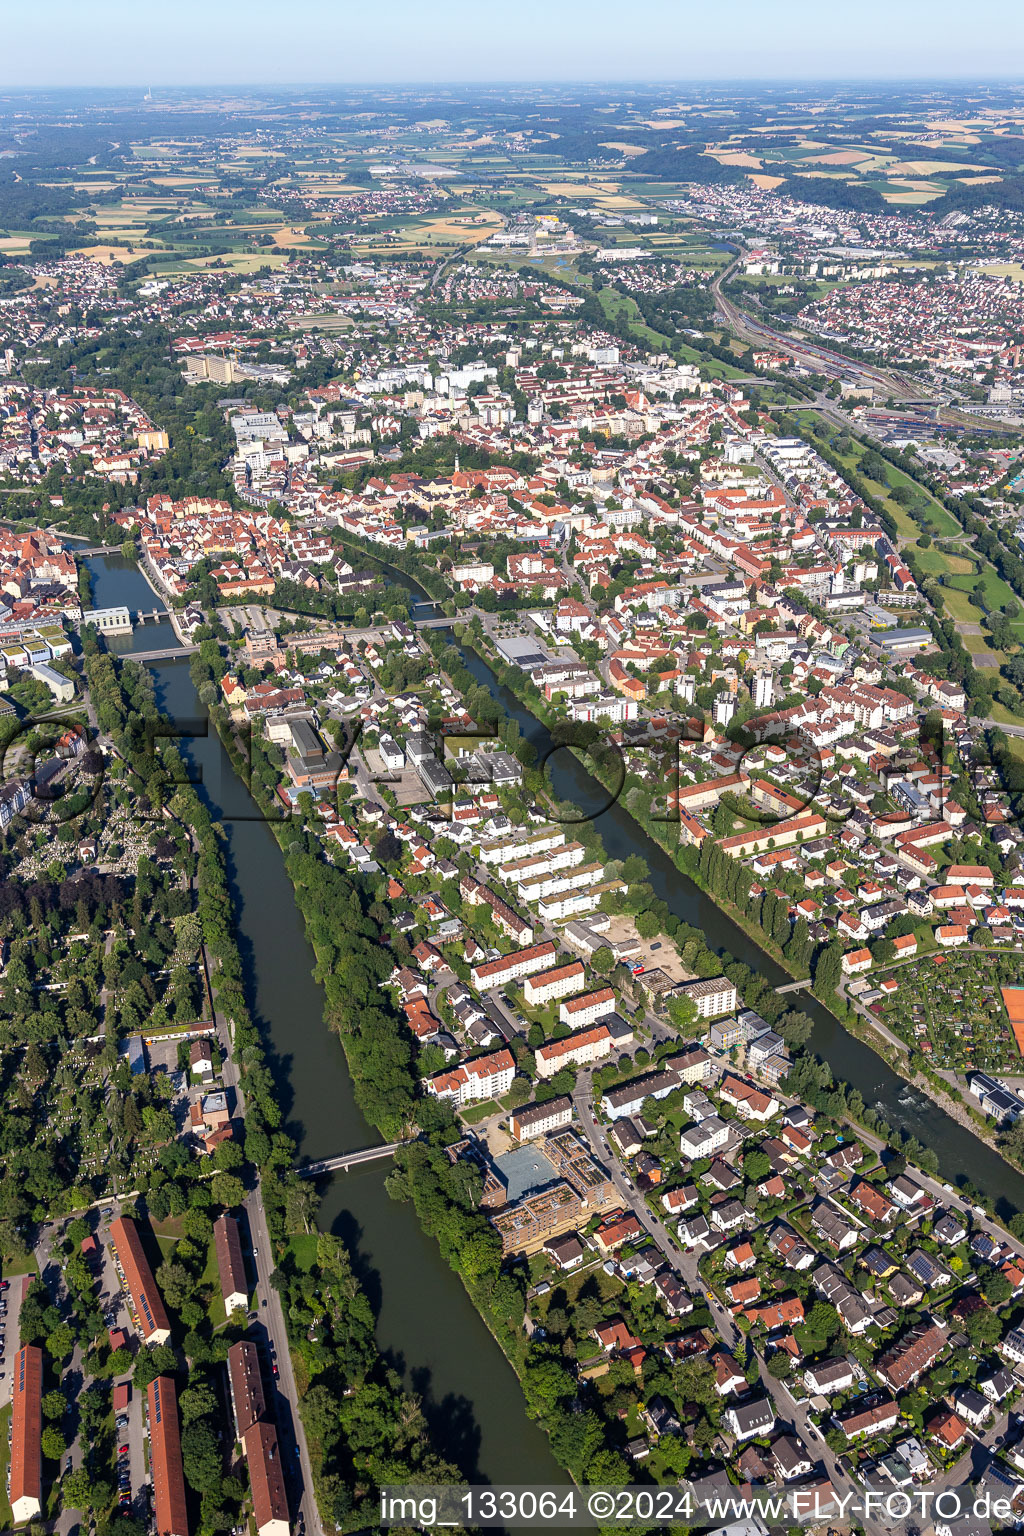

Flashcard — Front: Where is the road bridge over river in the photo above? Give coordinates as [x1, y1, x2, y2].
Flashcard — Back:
[128, 644, 200, 662]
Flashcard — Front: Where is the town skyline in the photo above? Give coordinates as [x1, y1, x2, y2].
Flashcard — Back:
[7, 75, 1024, 1536]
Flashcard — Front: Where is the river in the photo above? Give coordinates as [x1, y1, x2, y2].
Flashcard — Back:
[450, 641, 1024, 1222]
[77, 550, 1024, 1475]
[79, 554, 561, 1486]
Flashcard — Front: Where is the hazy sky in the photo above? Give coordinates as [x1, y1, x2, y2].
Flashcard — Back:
[2, 0, 1023, 87]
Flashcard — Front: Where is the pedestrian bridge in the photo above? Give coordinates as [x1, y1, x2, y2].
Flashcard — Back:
[296, 1140, 412, 1178]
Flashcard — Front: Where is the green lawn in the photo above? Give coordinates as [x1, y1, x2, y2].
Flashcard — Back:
[460, 1099, 501, 1125]
[945, 568, 1023, 617]
[912, 546, 976, 577]
[285, 1232, 320, 1272]
[873, 464, 961, 539]
[534, 1263, 623, 1312]
[1, 1250, 39, 1279]
[201, 1235, 227, 1329]
[0, 1404, 12, 1529]
[963, 630, 1009, 660]
[940, 586, 982, 621]
[593, 287, 745, 378]
[795, 414, 962, 538]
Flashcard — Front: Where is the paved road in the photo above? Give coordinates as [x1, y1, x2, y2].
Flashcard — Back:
[89, 1204, 148, 1525]
[31, 1229, 86, 1536]
[243, 1184, 323, 1536]
[215, 962, 321, 1534]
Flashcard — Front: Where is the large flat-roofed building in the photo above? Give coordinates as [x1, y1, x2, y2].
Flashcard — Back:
[148, 1375, 189, 1536]
[214, 1214, 249, 1316]
[111, 1215, 171, 1345]
[227, 1340, 267, 1439]
[243, 1420, 291, 1536]
[10, 1344, 43, 1524]
[284, 719, 342, 793]
[490, 1181, 584, 1257]
[876, 627, 931, 655]
[81, 605, 133, 634]
[489, 1128, 617, 1256]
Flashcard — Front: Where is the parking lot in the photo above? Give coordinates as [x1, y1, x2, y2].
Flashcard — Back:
[93, 1207, 150, 1520]
[0, 1273, 25, 1412]
[114, 1380, 147, 1521]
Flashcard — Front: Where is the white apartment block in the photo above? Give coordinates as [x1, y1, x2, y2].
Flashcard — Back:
[568, 693, 639, 724]
[536, 1022, 615, 1079]
[452, 560, 495, 584]
[537, 888, 602, 922]
[426, 1048, 516, 1105]
[559, 986, 616, 1028]
[680, 1115, 729, 1159]
[498, 841, 587, 887]
[470, 940, 556, 992]
[509, 1096, 574, 1139]
[676, 976, 738, 1019]
[518, 861, 603, 903]
[523, 961, 586, 1007]
[479, 826, 566, 866]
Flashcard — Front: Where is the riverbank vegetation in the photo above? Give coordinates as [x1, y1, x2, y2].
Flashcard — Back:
[449, 623, 1024, 1215]
[188, 612, 1000, 1494]
[1, 641, 459, 1534]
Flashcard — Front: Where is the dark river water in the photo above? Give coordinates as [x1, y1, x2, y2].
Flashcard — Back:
[449, 645, 1024, 1219]
[80, 554, 560, 1485]
[78, 550, 1024, 1481]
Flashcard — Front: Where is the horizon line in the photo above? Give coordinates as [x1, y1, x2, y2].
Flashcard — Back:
[3, 74, 1024, 91]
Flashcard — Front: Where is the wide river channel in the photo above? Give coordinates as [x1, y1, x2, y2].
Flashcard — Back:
[79, 549, 1024, 1480]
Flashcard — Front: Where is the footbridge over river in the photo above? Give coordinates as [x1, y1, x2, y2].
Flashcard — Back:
[296, 1139, 414, 1178]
